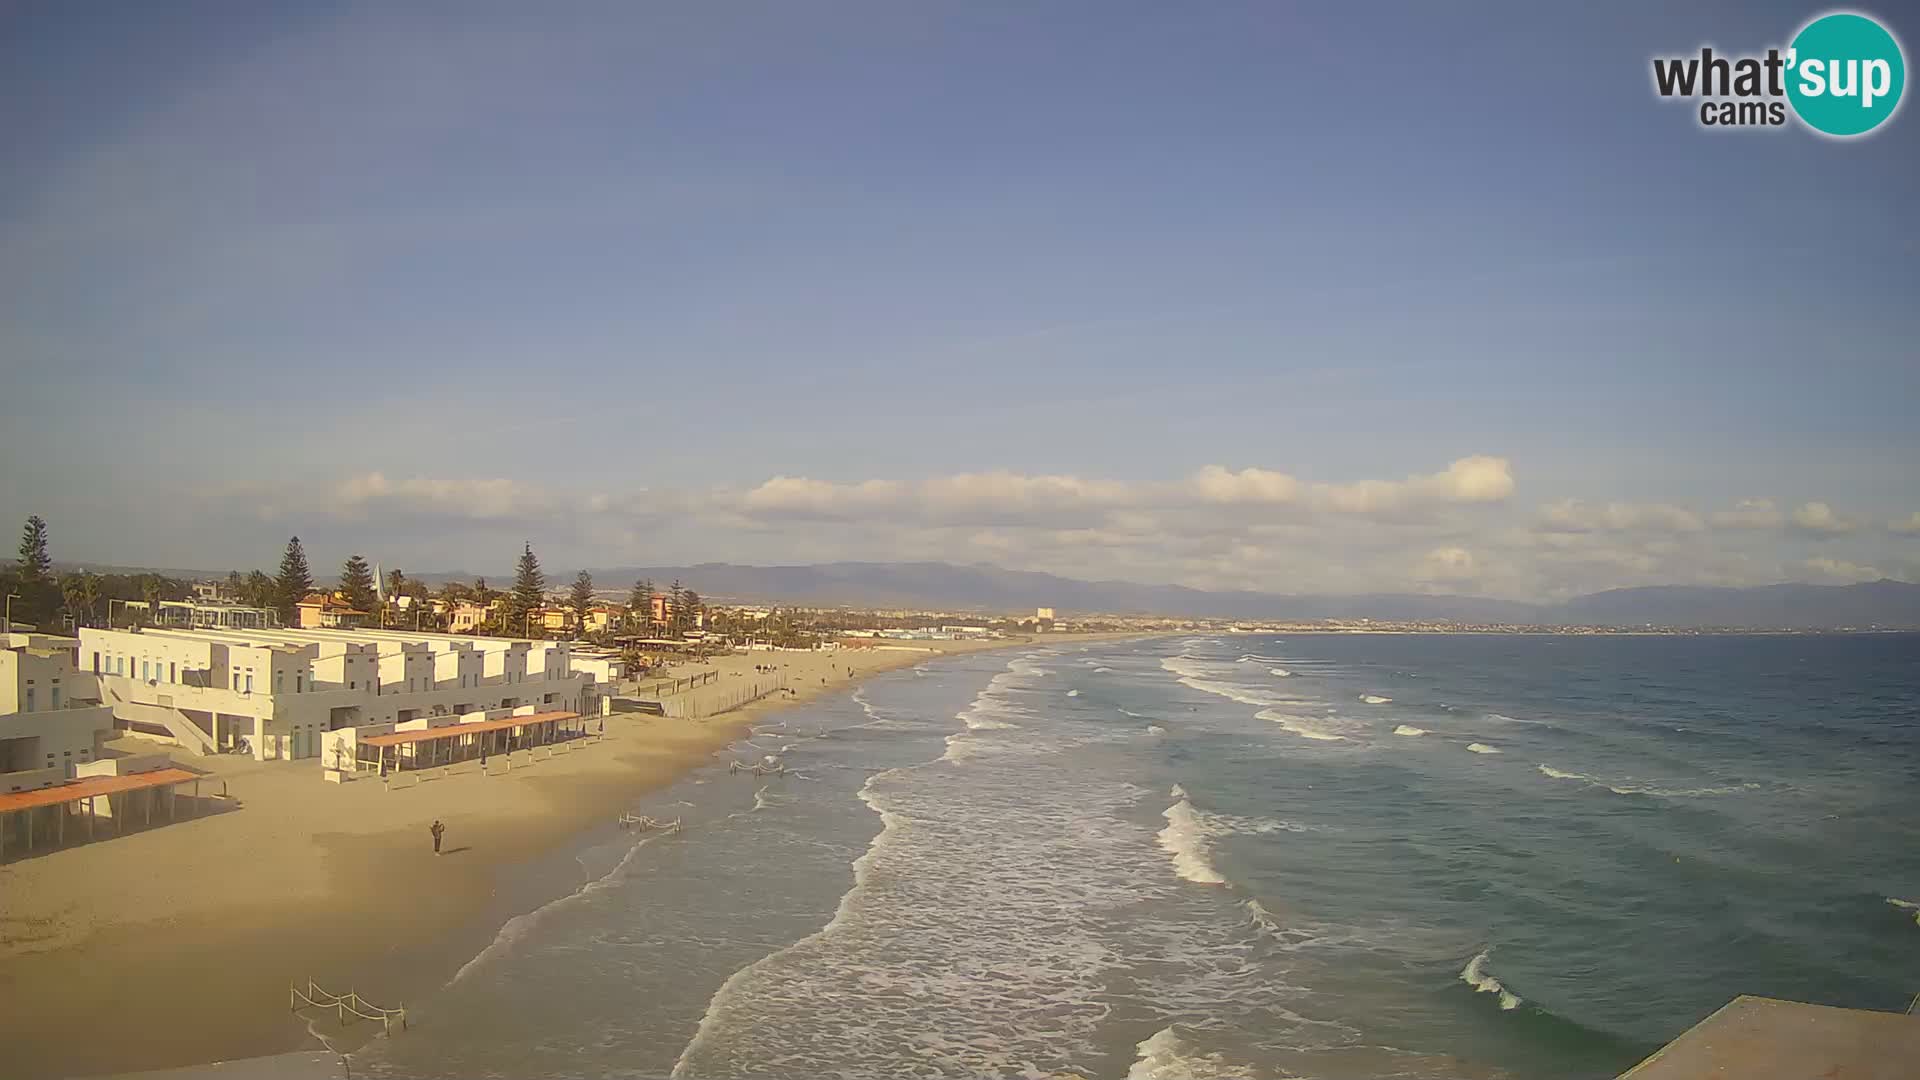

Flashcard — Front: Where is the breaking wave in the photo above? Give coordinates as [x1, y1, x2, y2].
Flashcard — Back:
[1270, 668, 1291, 677]
[1159, 788, 1225, 885]
[1888, 898, 1920, 927]
[1536, 763, 1755, 798]
[1466, 743, 1503, 754]
[1459, 947, 1522, 1010]
[1360, 694, 1393, 705]
[1393, 725, 1427, 737]
[1256, 709, 1347, 742]
[1126, 1026, 1261, 1080]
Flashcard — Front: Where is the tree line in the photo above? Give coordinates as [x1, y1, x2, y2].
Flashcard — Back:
[1, 516, 723, 644]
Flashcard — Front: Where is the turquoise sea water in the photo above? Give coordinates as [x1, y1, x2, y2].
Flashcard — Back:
[354, 633, 1920, 1079]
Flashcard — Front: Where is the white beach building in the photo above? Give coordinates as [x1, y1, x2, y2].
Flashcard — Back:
[78, 625, 596, 761]
[1, 633, 117, 793]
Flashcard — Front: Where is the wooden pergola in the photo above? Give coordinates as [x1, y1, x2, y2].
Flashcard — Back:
[356, 710, 589, 774]
[0, 767, 205, 860]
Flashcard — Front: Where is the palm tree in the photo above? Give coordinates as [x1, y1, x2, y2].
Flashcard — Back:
[60, 572, 100, 627]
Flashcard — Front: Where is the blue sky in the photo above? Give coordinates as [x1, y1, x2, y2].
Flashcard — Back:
[2, 2, 1915, 598]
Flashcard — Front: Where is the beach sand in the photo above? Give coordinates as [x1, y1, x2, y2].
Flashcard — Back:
[0, 634, 1128, 1079]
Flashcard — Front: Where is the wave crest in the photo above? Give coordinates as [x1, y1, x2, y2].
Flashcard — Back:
[1459, 947, 1522, 1010]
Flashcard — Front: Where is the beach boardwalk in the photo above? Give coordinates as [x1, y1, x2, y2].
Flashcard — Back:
[1618, 995, 1920, 1080]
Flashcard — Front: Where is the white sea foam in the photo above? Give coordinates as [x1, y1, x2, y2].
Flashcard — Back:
[1067, 689, 1080, 697]
[1146, 725, 1168, 736]
[1459, 947, 1522, 1010]
[1466, 743, 1503, 754]
[452, 831, 670, 986]
[678, 649, 1247, 1078]
[1889, 898, 1920, 927]
[1256, 708, 1347, 741]
[1393, 725, 1427, 737]
[1537, 763, 1752, 798]
[1270, 668, 1291, 677]
[1159, 793, 1225, 885]
[1093, 666, 1113, 673]
[1360, 694, 1393, 705]
[1126, 1026, 1261, 1080]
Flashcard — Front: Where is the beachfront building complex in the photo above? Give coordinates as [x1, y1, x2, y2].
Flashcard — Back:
[78, 625, 596, 762]
[1, 633, 116, 793]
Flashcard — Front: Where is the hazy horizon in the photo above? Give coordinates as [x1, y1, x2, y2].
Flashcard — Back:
[3, 2, 1915, 602]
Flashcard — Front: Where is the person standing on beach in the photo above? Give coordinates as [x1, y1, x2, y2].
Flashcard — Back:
[430, 819, 445, 855]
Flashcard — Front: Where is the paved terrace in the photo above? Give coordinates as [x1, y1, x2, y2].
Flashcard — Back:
[1618, 995, 1920, 1080]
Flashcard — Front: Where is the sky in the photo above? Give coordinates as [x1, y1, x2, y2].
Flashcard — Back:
[1, 1, 1916, 600]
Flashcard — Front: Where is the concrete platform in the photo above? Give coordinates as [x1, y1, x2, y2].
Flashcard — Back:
[1619, 995, 1920, 1080]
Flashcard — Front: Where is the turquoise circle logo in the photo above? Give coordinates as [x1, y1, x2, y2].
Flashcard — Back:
[1786, 12, 1905, 136]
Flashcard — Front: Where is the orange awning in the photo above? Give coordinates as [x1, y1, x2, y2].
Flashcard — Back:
[360, 710, 581, 748]
[0, 768, 202, 813]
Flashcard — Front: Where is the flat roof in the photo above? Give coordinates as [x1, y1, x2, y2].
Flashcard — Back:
[0, 767, 203, 813]
[1619, 996, 1920, 1080]
[360, 710, 581, 748]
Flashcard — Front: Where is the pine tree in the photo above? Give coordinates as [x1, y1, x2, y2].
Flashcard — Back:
[667, 579, 686, 638]
[275, 536, 313, 625]
[569, 570, 596, 633]
[340, 554, 377, 617]
[682, 589, 703, 633]
[508, 542, 545, 635]
[15, 515, 54, 624]
[630, 578, 655, 630]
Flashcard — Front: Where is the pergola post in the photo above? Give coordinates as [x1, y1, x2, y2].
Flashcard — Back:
[57, 801, 65, 846]
[87, 797, 96, 839]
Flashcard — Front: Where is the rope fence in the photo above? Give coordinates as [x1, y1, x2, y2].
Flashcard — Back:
[290, 978, 407, 1033]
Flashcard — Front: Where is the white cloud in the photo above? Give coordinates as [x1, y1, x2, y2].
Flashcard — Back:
[1887, 511, 1920, 535]
[1416, 546, 1479, 582]
[1711, 498, 1786, 530]
[1538, 499, 1705, 534]
[192, 462, 1911, 601]
[1789, 501, 1854, 536]
[1189, 465, 1301, 505]
[741, 476, 905, 519]
[330, 473, 550, 521]
[1314, 455, 1515, 514]
[1794, 557, 1881, 583]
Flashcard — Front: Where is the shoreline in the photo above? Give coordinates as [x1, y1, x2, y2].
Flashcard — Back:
[0, 633, 1140, 1080]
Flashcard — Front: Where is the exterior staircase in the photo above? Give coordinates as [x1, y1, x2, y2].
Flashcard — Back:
[101, 681, 219, 756]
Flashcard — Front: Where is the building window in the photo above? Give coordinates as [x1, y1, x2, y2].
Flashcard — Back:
[25, 688, 35, 711]
[246, 674, 254, 693]
[51, 688, 61, 708]
[92, 652, 101, 674]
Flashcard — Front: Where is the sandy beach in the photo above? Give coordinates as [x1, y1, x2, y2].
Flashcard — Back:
[0, 634, 1129, 1079]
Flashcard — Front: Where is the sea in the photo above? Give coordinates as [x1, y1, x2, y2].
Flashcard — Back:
[352, 632, 1920, 1080]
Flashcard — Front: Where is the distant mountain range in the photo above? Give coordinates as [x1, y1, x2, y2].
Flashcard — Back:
[57, 559, 1920, 629]
[548, 562, 1920, 630]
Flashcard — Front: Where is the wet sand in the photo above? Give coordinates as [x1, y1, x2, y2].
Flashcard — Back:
[0, 634, 1131, 1079]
